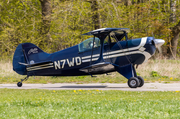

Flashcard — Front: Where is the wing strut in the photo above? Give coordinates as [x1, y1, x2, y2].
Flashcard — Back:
[112, 32, 132, 64]
[80, 31, 111, 74]
[90, 36, 95, 65]
[80, 28, 130, 74]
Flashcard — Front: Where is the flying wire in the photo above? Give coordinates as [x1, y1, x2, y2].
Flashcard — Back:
[112, 33, 132, 65]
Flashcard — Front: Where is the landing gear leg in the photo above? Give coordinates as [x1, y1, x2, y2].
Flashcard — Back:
[17, 76, 29, 87]
[116, 64, 145, 88]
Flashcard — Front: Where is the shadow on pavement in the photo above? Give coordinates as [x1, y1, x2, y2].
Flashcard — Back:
[41, 85, 128, 89]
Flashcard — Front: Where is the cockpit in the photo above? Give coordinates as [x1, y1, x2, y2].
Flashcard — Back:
[78, 37, 100, 53]
[78, 28, 131, 52]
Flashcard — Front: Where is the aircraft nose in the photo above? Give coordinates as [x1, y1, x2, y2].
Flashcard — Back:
[153, 39, 165, 48]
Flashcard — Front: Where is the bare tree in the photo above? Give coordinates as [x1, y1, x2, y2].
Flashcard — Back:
[119, 0, 131, 6]
[168, 21, 180, 59]
[87, 0, 100, 30]
[39, 0, 52, 41]
[167, 0, 179, 59]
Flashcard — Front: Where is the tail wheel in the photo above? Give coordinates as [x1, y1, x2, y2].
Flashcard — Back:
[17, 82, 22, 87]
[17, 76, 29, 87]
[137, 76, 144, 87]
[128, 77, 139, 88]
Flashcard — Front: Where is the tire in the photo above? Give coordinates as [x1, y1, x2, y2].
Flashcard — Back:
[17, 82, 22, 87]
[128, 77, 139, 88]
[137, 76, 144, 87]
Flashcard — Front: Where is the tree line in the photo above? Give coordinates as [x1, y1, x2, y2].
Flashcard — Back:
[0, 0, 180, 59]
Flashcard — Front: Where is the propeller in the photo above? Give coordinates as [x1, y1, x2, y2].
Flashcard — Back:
[153, 39, 165, 53]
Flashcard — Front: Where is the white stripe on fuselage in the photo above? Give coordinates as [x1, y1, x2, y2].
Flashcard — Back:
[27, 63, 54, 71]
[82, 37, 149, 63]
[82, 37, 147, 60]
[27, 37, 151, 72]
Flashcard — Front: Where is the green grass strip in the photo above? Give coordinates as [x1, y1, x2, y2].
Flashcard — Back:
[0, 89, 180, 119]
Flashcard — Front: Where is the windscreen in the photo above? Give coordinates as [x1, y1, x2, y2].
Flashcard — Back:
[78, 37, 100, 52]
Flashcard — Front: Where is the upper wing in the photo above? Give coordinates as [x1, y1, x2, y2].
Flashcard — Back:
[82, 28, 130, 35]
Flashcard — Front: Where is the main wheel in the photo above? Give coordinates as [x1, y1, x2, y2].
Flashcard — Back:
[137, 76, 144, 87]
[17, 82, 22, 87]
[128, 77, 139, 88]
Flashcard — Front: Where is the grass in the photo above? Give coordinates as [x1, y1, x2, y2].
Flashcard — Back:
[0, 89, 180, 118]
[0, 59, 180, 84]
[1, 59, 179, 118]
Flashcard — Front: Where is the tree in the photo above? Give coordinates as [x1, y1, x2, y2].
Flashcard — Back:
[168, 21, 180, 59]
[87, 0, 100, 29]
[91, 0, 100, 29]
[39, 0, 52, 47]
[121, 0, 132, 6]
[167, 0, 179, 59]
[0, 0, 180, 58]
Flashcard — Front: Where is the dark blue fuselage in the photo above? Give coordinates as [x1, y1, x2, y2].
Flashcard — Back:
[23, 37, 156, 76]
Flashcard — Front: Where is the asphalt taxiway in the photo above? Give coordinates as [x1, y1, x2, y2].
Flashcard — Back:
[0, 83, 180, 91]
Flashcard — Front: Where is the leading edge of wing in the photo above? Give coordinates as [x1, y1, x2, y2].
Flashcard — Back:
[79, 62, 118, 73]
[82, 28, 130, 35]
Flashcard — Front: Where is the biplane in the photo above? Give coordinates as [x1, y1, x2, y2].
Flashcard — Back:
[13, 28, 165, 88]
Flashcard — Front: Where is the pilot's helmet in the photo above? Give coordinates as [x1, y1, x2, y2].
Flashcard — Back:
[90, 41, 93, 47]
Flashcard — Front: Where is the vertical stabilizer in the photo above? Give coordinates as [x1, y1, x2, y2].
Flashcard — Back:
[13, 43, 50, 75]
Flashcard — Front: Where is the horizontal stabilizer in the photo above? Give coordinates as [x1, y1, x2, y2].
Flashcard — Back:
[19, 61, 52, 67]
[80, 62, 115, 73]
[18, 62, 30, 66]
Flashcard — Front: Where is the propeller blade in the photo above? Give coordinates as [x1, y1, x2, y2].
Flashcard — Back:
[153, 39, 165, 53]
[154, 39, 165, 48]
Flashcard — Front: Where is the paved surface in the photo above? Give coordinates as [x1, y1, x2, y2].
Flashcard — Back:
[0, 83, 180, 91]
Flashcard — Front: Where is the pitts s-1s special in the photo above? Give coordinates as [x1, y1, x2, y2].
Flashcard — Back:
[13, 28, 165, 88]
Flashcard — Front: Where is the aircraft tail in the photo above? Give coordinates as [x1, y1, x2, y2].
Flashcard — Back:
[13, 43, 50, 75]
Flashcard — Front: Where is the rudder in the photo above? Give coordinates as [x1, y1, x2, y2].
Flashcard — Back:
[13, 43, 50, 75]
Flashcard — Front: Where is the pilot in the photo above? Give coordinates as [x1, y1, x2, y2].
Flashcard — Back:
[89, 41, 97, 48]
